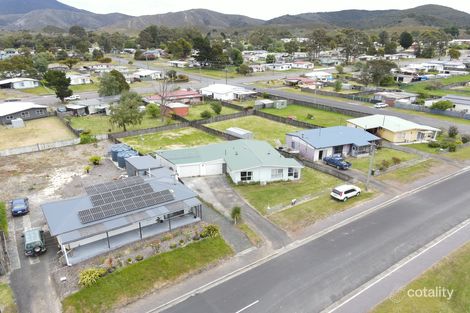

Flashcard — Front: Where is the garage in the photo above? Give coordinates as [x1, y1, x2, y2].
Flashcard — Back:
[177, 163, 201, 177]
[176, 160, 224, 178]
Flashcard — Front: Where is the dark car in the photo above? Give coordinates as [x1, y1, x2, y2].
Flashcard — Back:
[323, 155, 352, 170]
[10, 198, 29, 216]
[23, 228, 47, 257]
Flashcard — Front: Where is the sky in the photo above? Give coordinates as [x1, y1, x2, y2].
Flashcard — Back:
[59, 1, 470, 20]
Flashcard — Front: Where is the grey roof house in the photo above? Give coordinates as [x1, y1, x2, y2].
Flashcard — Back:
[41, 169, 202, 266]
[125, 155, 162, 177]
[0, 102, 48, 125]
[287, 126, 381, 161]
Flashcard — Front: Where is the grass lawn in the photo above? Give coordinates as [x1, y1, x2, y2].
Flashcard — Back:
[372, 241, 470, 313]
[277, 87, 370, 106]
[378, 159, 441, 183]
[237, 223, 262, 247]
[21, 86, 54, 96]
[389, 107, 470, 126]
[348, 148, 419, 174]
[270, 186, 375, 232]
[0, 117, 76, 150]
[0, 202, 7, 235]
[62, 236, 233, 313]
[446, 145, 470, 160]
[322, 86, 361, 94]
[185, 102, 239, 121]
[402, 74, 470, 98]
[407, 143, 443, 154]
[207, 115, 303, 146]
[261, 104, 353, 127]
[235, 168, 341, 215]
[70, 83, 99, 93]
[182, 66, 243, 79]
[0, 283, 17, 313]
[69, 115, 171, 135]
[120, 127, 222, 154]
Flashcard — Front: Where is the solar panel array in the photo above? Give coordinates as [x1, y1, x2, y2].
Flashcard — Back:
[85, 176, 144, 196]
[79, 179, 175, 224]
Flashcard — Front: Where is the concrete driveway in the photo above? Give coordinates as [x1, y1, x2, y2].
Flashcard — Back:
[183, 176, 291, 250]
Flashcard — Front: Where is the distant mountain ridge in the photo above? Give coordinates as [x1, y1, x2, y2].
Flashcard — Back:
[0, 1, 469, 32]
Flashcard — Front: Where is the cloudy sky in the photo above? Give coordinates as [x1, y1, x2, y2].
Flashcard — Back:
[59, 1, 470, 19]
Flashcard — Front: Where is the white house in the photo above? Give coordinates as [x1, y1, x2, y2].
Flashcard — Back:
[249, 64, 267, 73]
[200, 84, 256, 101]
[156, 140, 303, 184]
[0, 78, 40, 89]
[168, 60, 188, 68]
[265, 63, 292, 71]
[133, 69, 164, 81]
[291, 61, 314, 69]
[67, 74, 92, 85]
[304, 71, 334, 82]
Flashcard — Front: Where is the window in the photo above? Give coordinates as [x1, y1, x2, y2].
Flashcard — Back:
[36, 110, 44, 115]
[288, 168, 299, 179]
[271, 168, 283, 180]
[20, 111, 30, 118]
[5, 115, 14, 120]
[164, 210, 185, 219]
[240, 171, 253, 182]
[333, 145, 343, 154]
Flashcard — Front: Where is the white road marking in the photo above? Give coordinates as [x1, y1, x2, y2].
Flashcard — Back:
[29, 257, 40, 265]
[238, 247, 257, 256]
[235, 300, 260, 313]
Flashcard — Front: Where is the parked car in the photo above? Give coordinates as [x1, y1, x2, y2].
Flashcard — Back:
[65, 95, 81, 101]
[10, 198, 29, 216]
[56, 106, 67, 113]
[323, 155, 351, 170]
[22, 228, 47, 257]
[331, 185, 361, 202]
[374, 102, 388, 109]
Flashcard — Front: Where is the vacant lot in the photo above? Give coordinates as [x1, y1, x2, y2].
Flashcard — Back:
[389, 107, 470, 126]
[185, 102, 239, 121]
[348, 148, 419, 174]
[70, 115, 171, 135]
[447, 145, 470, 160]
[121, 127, 222, 154]
[207, 115, 302, 145]
[235, 167, 341, 215]
[372, 241, 470, 313]
[378, 159, 441, 183]
[0, 117, 76, 150]
[261, 104, 353, 127]
[402, 74, 470, 98]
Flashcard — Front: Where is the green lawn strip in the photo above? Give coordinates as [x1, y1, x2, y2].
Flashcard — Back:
[402, 74, 470, 97]
[120, 127, 222, 154]
[348, 148, 419, 174]
[20, 86, 54, 96]
[261, 104, 353, 127]
[181, 66, 241, 79]
[389, 107, 470, 126]
[371, 241, 470, 313]
[0, 202, 8, 235]
[70, 83, 99, 93]
[0, 283, 17, 313]
[206, 115, 302, 146]
[237, 223, 262, 247]
[185, 103, 239, 121]
[69, 115, 171, 135]
[277, 87, 369, 106]
[234, 168, 341, 215]
[269, 186, 375, 232]
[446, 145, 470, 160]
[406, 143, 443, 154]
[378, 159, 441, 183]
[62, 236, 233, 313]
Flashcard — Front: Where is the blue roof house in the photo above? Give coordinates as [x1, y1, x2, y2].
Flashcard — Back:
[286, 126, 381, 161]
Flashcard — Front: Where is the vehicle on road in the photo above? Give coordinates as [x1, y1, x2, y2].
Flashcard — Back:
[331, 185, 361, 201]
[374, 102, 388, 109]
[65, 95, 81, 101]
[10, 198, 29, 216]
[323, 155, 351, 170]
[56, 106, 67, 113]
[23, 228, 47, 257]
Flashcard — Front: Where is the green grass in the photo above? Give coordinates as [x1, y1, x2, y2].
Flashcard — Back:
[0, 283, 17, 313]
[120, 127, 222, 154]
[62, 236, 232, 313]
[402, 74, 470, 97]
[185, 102, 239, 121]
[407, 143, 443, 154]
[69, 83, 99, 93]
[235, 168, 341, 215]
[69, 115, 172, 135]
[261, 104, 353, 127]
[372, 241, 470, 313]
[270, 187, 375, 232]
[182, 66, 242, 79]
[237, 223, 262, 247]
[389, 107, 470, 126]
[0, 202, 7, 235]
[378, 159, 441, 183]
[447, 145, 470, 160]
[20, 85, 54, 96]
[207, 115, 303, 146]
[348, 148, 419, 174]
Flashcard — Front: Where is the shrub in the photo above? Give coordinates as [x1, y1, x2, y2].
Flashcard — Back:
[146, 103, 160, 118]
[99, 57, 112, 63]
[79, 268, 107, 287]
[461, 134, 470, 144]
[448, 142, 457, 152]
[262, 92, 270, 99]
[80, 133, 97, 144]
[84, 165, 92, 174]
[200, 110, 212, 119]
[391, 157, 401, 165]
[127, 258, 132, 264]
[428, 141, 441, 148]
[431, 100, 454, 111]
[306, 113, 314, 120]
[192, 233, 200, 241]
[378, 160, 391, 171]
[210, 102, 222, 115]
[200, 224, 220, 238]
[134, 255, 144, 261]
[161, 233, 173, 241]
[448, 126, 459, 138]
[89, 155, 102, 165]
[231, 206, 241, 224]
[169, 243, 177, 249]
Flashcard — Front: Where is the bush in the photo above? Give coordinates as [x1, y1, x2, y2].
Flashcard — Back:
[200, 224, 220, 238]
[134, 255, 144, 261]
[262, 92, 270, 99]
[169, 243, 177, 249]
[428, 141, 441, 148]
[84, 165, 92, 173]
[306, 113, 314, 120]
[200, 110, 212, 119]
[391, 157, 401, 165]
[431, 100, 454, 111]
[461, 134, 470, 144]
[99, 57, 112, 63]
[146, 103, 160, 118]
[378, 160, 391, 171]
[210, 102, 222, 115]
[89, 155, 102, 165]
[161, 233, 173, 242]
[80, 133, 97, 144]
[177, 74, 189, 82]
[448, 126, 459, 138]
[448, 142, 457, 152]
[79, 268, 107, 287]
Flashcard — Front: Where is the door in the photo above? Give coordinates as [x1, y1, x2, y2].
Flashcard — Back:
[177, 164, 201, 177]
[318, 150, 324, 160]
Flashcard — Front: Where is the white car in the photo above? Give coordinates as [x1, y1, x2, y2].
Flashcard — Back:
[374, 102, 388, 109]
[65, 95, 81, 101]
[330, 184, 361, 202]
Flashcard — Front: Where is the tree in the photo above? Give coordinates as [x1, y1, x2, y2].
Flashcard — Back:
[334, 80, 342, 92]
[306, 29, 329, 60]
[231, 206, 241, 224]
[335, 65, 344, 74]
[210, 102, 222, 115]
[110, 70, 130, 92]
[237, 64, 253, 76]
[378, 31, 390, 45]
[448, 126, 459, 138]
[384, 42, 397, 54]
[364, 60, 397, 86]
[399, 32, 413, 49]
[32, 52, 52, 75]
[109, 91, 145, 131]
[200, 110, 212, 119]
[99, 73, 120, 97]
[61, 58, 79, 70]
[266, 54, 276, 64]
[43, 70, 73, 103]
[430, 100, 454, 111]
[285, 40, 299, 54]
[229, 48, 244, 66]
[339, 29, 369, 63]
[146, 103, 160, 118]
[56, 50, 68, 61]
[92, 49, 104, 60]
[69, 25, 87, 39]
[166, 70, 177, 81]
[443, 26, 459, 38]
[448, 48, 461, 60]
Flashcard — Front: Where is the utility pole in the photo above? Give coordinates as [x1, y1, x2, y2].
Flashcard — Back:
[365, 143, 376, 191]
[225, 67, 228, 84]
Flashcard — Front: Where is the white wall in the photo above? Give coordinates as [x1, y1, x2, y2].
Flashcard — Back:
[12, 80, 39, 89]
[230, 166, 300, 184]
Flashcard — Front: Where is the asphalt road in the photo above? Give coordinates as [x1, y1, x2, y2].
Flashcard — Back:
[163, 170, 470, 313]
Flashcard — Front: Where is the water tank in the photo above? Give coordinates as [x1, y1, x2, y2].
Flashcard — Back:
[117, 150, 139, 168]
[110, 144, 131, 162]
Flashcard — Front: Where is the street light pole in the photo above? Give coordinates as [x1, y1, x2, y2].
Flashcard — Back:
[365, 143, 376, 191]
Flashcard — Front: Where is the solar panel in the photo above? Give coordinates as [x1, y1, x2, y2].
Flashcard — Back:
[85, 176, 145, 195]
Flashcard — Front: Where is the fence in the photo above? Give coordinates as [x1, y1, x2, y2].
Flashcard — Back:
[0, 231, 8, 275]
[220, 101, 245, 111]
[0, 138, 81, 157]
[109, 122, 190, 140]
[300, 87, 377, 103]
[394, 103, 470, 120]
[253, 111, 319, 129]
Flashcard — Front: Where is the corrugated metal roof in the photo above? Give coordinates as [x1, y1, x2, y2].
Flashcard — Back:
[125, 155, 162, 171]
[347, 115, 440, 133]
[0, 102, 47, 116]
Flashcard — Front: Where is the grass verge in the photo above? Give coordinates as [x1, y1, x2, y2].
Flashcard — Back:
[0, 283, 17, 313]
[62, 236, 233, 313]
[0, 202, 7, 235]
[237, 223, 262, 247]
[378, 159, 441, 183]
[446, 145, 470, 160]
[348, 148, 419, 174]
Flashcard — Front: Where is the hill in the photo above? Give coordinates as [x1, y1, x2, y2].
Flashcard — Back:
[0, 0, 80, 15]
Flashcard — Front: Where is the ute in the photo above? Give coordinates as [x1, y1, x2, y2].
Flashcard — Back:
[323, 155, 351, 170]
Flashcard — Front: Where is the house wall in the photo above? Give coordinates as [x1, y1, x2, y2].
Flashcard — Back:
[229, 166, 301, 184]
[174, 159, 225, 178]
[287, 135, 353, 161]
[0, 108, 47, 125]
[377, 128, 419, 143]
[69, 77, 91, 85]
[12, 80, 40, 89]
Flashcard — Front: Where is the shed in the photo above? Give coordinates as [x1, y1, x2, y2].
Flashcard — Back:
[11, 118, 25, 128]
[125, 155, 162, 177]
[226, 127, 254, 139]
[162, 102, 189, 117]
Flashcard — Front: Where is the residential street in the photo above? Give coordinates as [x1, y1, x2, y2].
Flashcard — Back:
[162, 169, 470, 313]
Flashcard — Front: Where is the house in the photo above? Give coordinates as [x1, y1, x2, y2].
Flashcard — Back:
[66, 74, 92, 85]
[73, 96, 119, 115]
[304, 71, 334, 82]
[265, 63, 292, 71]
[347, 115, 440, 144]
[146, 89, 203, 105]
[133, 69, 164, 81]
[440, 95, 470, 112]
[125, 155, 162, 177]
[226, 127, 254, 139]
[372, 91, 418, 106]
[291, 61, 314, 69]
[0, 78, 40, 90]
[161, 102, 189, 117]
[0, 102, 48, 125]
[0, 49, 18, 60]
[286, 126, 381, 161]
[168, 60, 188, 68]
[65, 104, 87, 116]
[156, 140, 303, 184]
[254, 99, 288, 110]
[200, 84, 256, 101]
[284, 77, 316, 87]
[41, 171, 202, 265]
[249, 64, 267, 73]
[48, 63, 69, 72]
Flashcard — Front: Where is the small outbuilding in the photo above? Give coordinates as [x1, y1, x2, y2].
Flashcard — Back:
[125, 155, 162, 177]
[226, 127, 254, 139]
